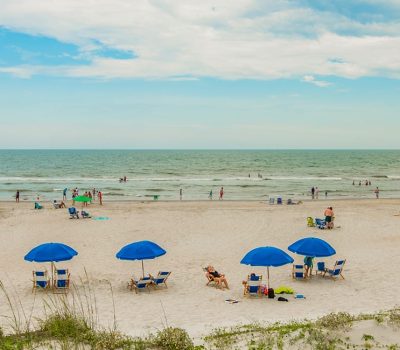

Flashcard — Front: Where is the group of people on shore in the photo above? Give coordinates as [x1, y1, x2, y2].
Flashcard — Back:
[310, 187, 328, 199]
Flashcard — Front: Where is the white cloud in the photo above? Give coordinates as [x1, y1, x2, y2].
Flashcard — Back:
[0, 0, 400, 80]
[302, 75, 331, 87]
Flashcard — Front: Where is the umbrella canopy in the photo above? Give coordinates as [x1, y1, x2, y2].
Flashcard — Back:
[241, 246, 294, 267]
[116, 240, 166, 260]
[240, 246, 294, 288]
[24, 242, 78, 262]
[73, 196, 91, 202]
[116, 240, 166, 277]
[288, 237, 336, 257]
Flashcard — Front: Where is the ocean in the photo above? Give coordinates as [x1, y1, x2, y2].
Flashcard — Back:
[0, 150, 399, 201]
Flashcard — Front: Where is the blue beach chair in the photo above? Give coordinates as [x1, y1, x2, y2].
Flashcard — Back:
[32, 270, 50, 292]
[315, 218, 326, 229]
[323, 260, 346, 279]
[316, 262, 325, 275]
[68, 207, 79, 219]
[128, 276, 151, 293]
[277, 197, 283, 205]
[151, 271, 171, 288]
[244, 274, 262, 296]
[292, 264, 305, 279]
[54, 269, 70, 292]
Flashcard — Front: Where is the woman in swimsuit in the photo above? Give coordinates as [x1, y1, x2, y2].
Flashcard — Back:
[207, 265, 229, 290]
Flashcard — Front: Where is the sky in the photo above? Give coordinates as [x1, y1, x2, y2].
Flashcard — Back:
[0, 0, 399, 149]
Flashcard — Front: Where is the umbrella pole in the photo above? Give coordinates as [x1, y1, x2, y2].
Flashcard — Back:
[141, 260, 144, 278]
[51, 261, 54, 289]
[267, 267, 270, 289]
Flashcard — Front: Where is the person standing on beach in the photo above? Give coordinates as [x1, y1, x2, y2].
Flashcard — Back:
[311, 187, 315, 199]
[15, 190, 20, 203]
[374, 187, 380, 199]
[92, 188, 96, 201]
[98, 191, 103, 205]
[324, 207, 334, 229]
[63, 188, 67, 201]
[219, 187, 224, 200]
[325, 191, 328, 198]
[209, 190, 213, 200]
[180, 188, 183, 200]
[315, 187, 319, 199]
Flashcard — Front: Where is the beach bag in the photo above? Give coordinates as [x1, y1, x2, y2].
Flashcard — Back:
[278, 297, 288, 302]
[268, 288, 275, 299]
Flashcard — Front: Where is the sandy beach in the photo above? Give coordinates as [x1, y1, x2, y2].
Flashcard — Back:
[1, 199, 399, 341]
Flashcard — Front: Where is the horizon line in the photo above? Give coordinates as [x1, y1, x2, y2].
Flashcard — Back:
[1, 148, 400, 151]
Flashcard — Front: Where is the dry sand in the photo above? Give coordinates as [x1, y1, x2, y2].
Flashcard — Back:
[0, 199, 399, 340]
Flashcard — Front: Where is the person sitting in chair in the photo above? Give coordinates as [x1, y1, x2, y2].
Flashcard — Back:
[206, 265, 229, 290]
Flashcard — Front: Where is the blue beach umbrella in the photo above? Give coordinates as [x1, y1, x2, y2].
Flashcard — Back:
[24, 242, 78, 284]
[240, 246, 294, 287]
[288, 237, 336, 258]
[116, 240, 166, 277]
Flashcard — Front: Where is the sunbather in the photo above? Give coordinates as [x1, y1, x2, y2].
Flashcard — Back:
[206, 265, 229, 290]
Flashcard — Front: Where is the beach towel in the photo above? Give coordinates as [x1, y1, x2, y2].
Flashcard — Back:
[93, 216, 110, 221]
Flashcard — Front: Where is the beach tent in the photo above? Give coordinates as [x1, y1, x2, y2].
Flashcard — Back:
[240, 246, 294, 288]
[24, 242, 78, 285]
[288, 237, 336, 257]
[116, 240, 166, 277]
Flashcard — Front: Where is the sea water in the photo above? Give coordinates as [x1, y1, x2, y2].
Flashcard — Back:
[0, 149, 399, 201]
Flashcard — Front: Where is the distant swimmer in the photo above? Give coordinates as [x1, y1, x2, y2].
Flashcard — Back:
[219, 187, 224, 200]
[352, 180, 355, 185]
[180, 188, 183, 200]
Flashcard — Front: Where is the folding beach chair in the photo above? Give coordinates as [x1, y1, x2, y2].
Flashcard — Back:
[292, 264, 306, 279]
[277, 197, 283, 205]
[307, 217, 315, 227]
[243, 274, 262, 296]
[128, 276, 152, 293]
[269, 197, 275, 204]
[323, 260, 346, 279]
[315, 218, 326, 229]
[81, 210, 91, 218]
[68, 207, 79, 219]
[150, 271, 171, 288]
[32, 270, 50, 292]
[316, 262, 325, 275]
[54, 269, 70, 292]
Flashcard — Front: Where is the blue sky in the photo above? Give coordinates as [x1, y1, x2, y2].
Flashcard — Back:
[0, 0, 399, 149]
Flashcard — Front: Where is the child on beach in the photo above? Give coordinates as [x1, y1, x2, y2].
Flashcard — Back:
[219, 187, 224, 200]
[15, 190, 19, 203]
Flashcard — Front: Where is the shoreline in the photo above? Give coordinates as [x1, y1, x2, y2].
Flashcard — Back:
[0, 197, 396, 203]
